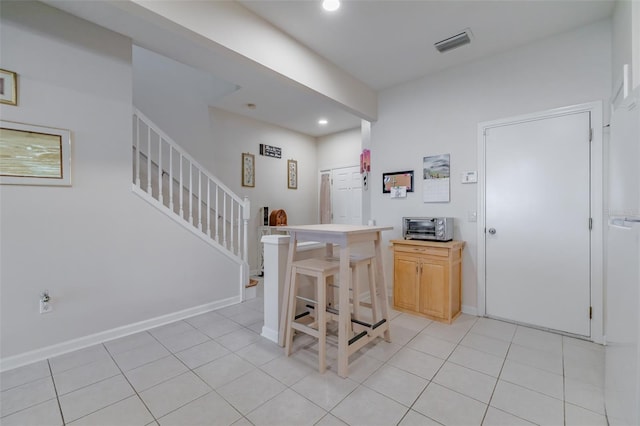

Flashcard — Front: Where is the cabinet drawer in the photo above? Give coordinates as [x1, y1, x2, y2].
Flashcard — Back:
[394, 245, 449, 257]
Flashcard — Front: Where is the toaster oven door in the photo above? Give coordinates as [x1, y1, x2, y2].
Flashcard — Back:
[406, 219, 437, 240]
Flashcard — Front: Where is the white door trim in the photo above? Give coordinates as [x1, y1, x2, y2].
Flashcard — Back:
[477, 101, 604, 343]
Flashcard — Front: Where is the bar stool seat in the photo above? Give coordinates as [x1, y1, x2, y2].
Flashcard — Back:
[284, 257, 340, 373]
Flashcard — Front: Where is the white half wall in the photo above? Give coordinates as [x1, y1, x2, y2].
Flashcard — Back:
[371, 20, 612, 312]
[0, 2, 239, 363]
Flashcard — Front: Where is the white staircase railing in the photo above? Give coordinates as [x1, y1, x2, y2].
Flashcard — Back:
[132, 108, 250, 275]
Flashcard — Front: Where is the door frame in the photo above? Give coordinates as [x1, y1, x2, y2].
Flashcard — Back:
[476, 101, 604, 343]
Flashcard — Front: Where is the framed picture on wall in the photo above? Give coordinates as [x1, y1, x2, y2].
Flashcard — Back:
[288, 159, 297, 189]
[242, 153, 255, 187]
[0, 120, 72, 186]
[0, 69, 17, 106]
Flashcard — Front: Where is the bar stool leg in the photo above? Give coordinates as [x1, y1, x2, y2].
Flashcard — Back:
[367, 259, 379, 323]
[351, 263, 361, 320]
[284, 265, 299, 356]
[316, 270, 327, 373]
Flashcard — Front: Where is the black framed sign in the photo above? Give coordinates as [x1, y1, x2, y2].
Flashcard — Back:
[259, 143, 281, 159]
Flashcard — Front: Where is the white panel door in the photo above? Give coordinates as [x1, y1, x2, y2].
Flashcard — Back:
[485, 112, 591, 336]
[332, 166, 362, 225]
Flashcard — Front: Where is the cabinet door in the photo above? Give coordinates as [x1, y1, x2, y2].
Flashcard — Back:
[394, 254, 419, 311]
[419, 259, 448, 319]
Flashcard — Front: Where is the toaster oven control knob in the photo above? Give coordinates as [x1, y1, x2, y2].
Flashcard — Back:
[437, 220, 443, 225]
[488, 228, 497, 235]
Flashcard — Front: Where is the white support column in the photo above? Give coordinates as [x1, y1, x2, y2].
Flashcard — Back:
[260, 236, 325, 344]
[243, 196, 250, 263]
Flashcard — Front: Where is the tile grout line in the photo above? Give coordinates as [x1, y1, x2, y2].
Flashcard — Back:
[47, 359, 67, 426]
[99, 342, 161, 425]
[479, 326, 515, 426]
[397, 316, 479, 425]
[562, 335, 567, 426]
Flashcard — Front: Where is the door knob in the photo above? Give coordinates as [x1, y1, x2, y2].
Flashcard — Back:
[488, 228, 497, 235]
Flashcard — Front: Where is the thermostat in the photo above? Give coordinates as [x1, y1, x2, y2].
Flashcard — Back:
[461, 171, 477, 184]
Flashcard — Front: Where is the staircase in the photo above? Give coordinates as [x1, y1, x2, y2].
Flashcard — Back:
[131, 109, 251, 296]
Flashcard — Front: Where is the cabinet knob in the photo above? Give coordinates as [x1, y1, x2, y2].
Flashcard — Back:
[488, 228, 497, 235]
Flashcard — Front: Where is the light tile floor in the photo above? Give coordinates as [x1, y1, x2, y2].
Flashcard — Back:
[1, 295, 607, 426]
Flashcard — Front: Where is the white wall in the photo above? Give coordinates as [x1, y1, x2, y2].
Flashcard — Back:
[317, 128, 361, 171]
[133, 45, 238, 163]
[0, 2, 238, 362]
[371, 20, 612, 312]
[612, 0, 640, 91]
[209, 108, 319, 272]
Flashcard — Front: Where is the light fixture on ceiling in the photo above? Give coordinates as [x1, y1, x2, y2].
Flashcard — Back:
[434, 29, 472, 53]
[322, 0, 340, 12]
[318, 118, 329, 125]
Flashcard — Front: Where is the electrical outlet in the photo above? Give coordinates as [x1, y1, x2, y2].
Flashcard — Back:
[40, 300, 52, 314]
[40, 290, 52, 314]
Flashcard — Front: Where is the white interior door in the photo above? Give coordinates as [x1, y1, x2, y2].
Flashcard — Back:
[484, 111, 591, 336]
[332, 166, 362, 225]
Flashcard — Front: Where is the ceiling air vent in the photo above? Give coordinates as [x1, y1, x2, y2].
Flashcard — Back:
[434, 30, 472, 53]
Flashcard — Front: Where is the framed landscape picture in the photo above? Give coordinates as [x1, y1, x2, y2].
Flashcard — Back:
[0, 120, 72, 186]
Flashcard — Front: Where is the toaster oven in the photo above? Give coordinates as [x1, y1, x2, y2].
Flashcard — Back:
[402, 217, 453, 242]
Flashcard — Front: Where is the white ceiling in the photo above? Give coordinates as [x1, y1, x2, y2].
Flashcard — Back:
[240, 0, 615, 91]
[45, 0, 615, 137]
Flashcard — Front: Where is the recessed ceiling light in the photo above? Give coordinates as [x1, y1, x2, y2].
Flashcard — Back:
[322, 0, 340, 12]
[318, 119, 329, 125]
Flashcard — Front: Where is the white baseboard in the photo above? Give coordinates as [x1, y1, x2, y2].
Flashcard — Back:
[261, 326, 279, 344]
[0, 296, 241, 372]
[462, 305, 478, 316]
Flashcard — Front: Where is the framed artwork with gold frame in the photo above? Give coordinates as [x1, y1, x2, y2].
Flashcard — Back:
[0, 120, 72, 186]
[242, 152, 255, 187]
[0, 69, 17, 106]
[288, 159, 298, 189]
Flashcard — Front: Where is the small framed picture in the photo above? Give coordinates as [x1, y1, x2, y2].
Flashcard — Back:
[242, 153, 255, 187]
[288, 159, 298, 189]
[0, 69, 18, 106]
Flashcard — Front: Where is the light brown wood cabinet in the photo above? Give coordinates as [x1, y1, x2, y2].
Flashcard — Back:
[391, 240, 464, 324]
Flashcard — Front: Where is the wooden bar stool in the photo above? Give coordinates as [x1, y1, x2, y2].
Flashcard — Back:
[284, 257, 340, 373]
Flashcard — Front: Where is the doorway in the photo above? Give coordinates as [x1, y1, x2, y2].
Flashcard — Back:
[319, 166, 362, 225]
[477, 102, 603, 340]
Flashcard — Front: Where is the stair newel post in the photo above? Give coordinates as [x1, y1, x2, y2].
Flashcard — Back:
[146, 126, 151, 194]
[179, 154, 184, 219]
[189, 162, 193, 225]
[158, 136, 163, 205]
[243, 196, 250, 264]
[230, 202, 235, 254]
[236, 203, 242, 257]
[169, 147, 174, 211]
